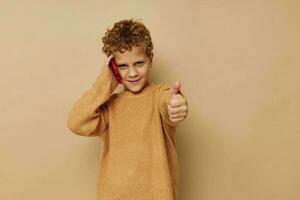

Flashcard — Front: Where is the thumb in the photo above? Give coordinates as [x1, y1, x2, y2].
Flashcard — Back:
[171, 81, 181, 96]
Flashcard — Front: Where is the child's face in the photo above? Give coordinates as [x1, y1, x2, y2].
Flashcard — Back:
[113, 44, 152, 93]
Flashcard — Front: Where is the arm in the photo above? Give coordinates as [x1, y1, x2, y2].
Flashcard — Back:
[66, 64, 118, 137]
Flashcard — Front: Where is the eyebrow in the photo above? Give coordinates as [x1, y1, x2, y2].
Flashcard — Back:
[117, 60, 145, 66]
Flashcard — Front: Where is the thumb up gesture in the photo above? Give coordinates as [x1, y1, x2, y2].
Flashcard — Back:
[167, 81, 188, 124]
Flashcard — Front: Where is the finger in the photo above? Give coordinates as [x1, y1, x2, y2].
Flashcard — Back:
[169, 112, 187, 119]
[168, 105, 188, 114]
[169, 117, 185, 123]
[106, 54, 114, 66]
[169, 98, 187, 108]
[168, 104, 181, 113]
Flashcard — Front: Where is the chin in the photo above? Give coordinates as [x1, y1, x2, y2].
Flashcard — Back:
[127, 86, 143, 93]
[122, 76, 150, 93]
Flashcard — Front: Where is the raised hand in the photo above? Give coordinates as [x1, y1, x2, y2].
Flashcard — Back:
[167, 81, 188, 123]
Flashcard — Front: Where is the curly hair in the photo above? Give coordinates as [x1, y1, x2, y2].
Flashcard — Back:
[102, 18, 154, 62]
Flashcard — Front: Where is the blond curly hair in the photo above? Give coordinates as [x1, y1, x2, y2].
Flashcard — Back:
[102, 18, 154, 62]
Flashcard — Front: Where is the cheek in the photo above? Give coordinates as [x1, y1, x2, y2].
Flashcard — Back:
[142, 68, 150, 76]
[119, 70, 128, 78]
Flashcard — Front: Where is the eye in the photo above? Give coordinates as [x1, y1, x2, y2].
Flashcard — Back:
[118, 65, 127, 69]
[136, 61, 144, 66]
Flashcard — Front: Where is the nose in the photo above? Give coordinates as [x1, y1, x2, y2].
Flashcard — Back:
[128, 66, 138, 77]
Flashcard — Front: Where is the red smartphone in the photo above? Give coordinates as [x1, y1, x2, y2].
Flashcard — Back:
[109, 58, 122, 83]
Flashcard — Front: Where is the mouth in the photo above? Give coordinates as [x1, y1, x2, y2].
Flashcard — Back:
[128, 79, 140, 83]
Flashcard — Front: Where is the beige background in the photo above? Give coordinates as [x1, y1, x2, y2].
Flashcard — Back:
[1, 0, 299, 200]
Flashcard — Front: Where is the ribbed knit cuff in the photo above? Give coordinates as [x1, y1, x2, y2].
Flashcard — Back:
[97, 184, 178, 200]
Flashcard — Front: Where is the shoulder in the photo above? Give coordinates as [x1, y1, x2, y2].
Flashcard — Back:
[156, 82, 172, 93]
[155, 82, 172, 105]
[106, 93, 120, 107]
[154, 82, 172, 97]
[110, 93, 119, 100]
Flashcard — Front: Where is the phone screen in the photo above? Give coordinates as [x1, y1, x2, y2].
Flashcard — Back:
[109, 58, 122, 83]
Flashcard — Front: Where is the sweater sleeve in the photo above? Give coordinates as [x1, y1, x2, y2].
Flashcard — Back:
[158, 83, 185, 127]
[66, 64, 118, 137]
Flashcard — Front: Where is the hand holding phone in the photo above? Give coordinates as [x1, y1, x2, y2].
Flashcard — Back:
[108, 57, 122, 83]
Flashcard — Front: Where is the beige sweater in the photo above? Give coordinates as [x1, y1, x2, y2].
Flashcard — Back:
[67, 64, 181, 200]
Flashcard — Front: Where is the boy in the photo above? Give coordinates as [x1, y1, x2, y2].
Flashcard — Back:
[67, 18, 188, 200]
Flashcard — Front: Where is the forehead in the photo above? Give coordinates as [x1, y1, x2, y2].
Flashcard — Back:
[113, 45, 148, 63]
